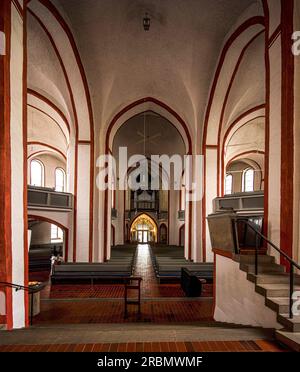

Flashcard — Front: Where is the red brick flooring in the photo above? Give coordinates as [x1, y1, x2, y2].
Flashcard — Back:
[34, 299, 213, 324]
[0, 340, 287, 352]
[4, 246, 288, 352]
[32, 245, 213, 325]
[45, 283, 212, 300]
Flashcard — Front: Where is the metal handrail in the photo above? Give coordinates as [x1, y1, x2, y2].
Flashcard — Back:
[234, 219, 300, 319]
[0, 281, 45, 325]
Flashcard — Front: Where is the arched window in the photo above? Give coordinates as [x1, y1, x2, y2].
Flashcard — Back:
[30, 159, 44, 187]
[243, 168, 255, 192]
[55, 168, 66, 192]
[225, 174, 233, 195]
[51, 224, 63, 242]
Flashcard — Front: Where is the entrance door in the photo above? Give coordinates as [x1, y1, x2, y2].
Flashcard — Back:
[143, 231, 148, 243]
[138, 230, 149, 243]
[138, 231, 143, 243]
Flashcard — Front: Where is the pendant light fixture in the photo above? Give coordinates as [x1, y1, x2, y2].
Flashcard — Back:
[143, 13, 151, 31]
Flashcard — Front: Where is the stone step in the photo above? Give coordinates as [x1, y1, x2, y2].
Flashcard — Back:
[234, 255, 275, 265]
[248, 272, 300, 285]
[240, 263, 285, 274]
[265, 297, 296, 314]
[275, 330, 300, 352]
[256, 283, 300, 298]
[277, 314, 300, 333]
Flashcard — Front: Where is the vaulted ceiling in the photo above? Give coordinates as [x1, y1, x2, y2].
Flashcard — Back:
[51, 0, 257, 135]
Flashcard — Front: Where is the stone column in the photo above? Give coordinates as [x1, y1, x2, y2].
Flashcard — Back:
[0, 0, 28, 330]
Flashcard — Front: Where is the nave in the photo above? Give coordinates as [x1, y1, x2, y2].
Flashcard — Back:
[0, 245, 287, 352]
[30, 244, 213, 324]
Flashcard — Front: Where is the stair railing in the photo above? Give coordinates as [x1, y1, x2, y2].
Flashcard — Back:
[0, 281, 44, 326]
[233, 219, 300, 319]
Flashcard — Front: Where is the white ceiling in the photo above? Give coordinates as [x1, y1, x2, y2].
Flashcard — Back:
[52, 0, 255, 135]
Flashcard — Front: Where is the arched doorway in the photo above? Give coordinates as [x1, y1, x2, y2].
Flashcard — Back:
[159, 224, 168, 244]
[179, 225, 185, 247]
[130, 214, 158, 244]
[28, 215, 68, 282]
[104, 99, 193, 261]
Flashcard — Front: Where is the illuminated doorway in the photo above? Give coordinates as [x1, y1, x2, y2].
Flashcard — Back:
[130, 214, 157, 244]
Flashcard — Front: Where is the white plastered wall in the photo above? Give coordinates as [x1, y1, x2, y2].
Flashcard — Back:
[214, 254, 282, 329]
[10, 4, 26, 329]
[75, 144, 91, 262]
[205, 149, 218, 262]
[267, 36, 282, 262]
[27, 153, 66, 188]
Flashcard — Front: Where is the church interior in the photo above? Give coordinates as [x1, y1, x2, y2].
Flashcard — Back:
[0, 0, 300, 353]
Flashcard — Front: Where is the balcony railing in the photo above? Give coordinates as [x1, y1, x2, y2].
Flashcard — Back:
[131, 200, 159, 211]
[213, 191, 264, 215]
[28, 186, 73, 210]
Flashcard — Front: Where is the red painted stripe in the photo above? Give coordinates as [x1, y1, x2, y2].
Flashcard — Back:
[36, 0, 95, 263]
[27, 89, 71, 134]
[227, 150, 265, 166]
[261, 0, 270, 242]
[268, 24, 281, 47]
[220, 105, 265, 195]
[23, 0, 29, 327]
[27, 141, 67, 161]
[202, 16, 265, 262]
[280, 0, 294, 267]
[27, 8, 79, 263]
[27, 104, 68, 142]
[0, 0, 13, 330]
[217, 30, 265, 196]
[12, 0, 23, 18]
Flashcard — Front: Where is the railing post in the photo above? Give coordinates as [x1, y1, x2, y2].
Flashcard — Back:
[30, 292, 34, 326]
[255, 234, 259, 276]
[290, 265, 294, 319]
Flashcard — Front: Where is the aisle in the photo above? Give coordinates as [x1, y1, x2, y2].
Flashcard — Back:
[133, 244, 165, 297]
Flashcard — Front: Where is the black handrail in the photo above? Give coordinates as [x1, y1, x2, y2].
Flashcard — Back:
[234, 219, 300, 319]
[0, 281, 45, 326]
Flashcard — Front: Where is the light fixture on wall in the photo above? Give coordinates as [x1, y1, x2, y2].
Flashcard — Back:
[143, 13, 151, 31]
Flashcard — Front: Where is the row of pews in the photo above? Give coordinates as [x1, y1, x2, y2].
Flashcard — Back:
[51, 245, 137, 284]
[150, 245, 214, 286]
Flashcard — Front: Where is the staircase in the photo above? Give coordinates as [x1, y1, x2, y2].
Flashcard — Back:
[235, 254, 300, 351]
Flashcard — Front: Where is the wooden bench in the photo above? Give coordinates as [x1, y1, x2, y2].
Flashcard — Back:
[156, 263, 214, 283]
[51, 263, 133, 284]
[51, 245, 138, 284]
[181, 268, 206, 297]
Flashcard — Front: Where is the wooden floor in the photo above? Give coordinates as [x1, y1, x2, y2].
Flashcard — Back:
[0, 340, 287, 352]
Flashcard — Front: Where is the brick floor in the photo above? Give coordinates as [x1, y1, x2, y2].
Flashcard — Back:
[0, 340, 287, 352]
[16, 245, 288, 352]
[32, 245, 213, 325]
[34, 299, 213, 324]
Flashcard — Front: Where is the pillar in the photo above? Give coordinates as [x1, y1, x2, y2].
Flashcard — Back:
[0, 0, 28, 329]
